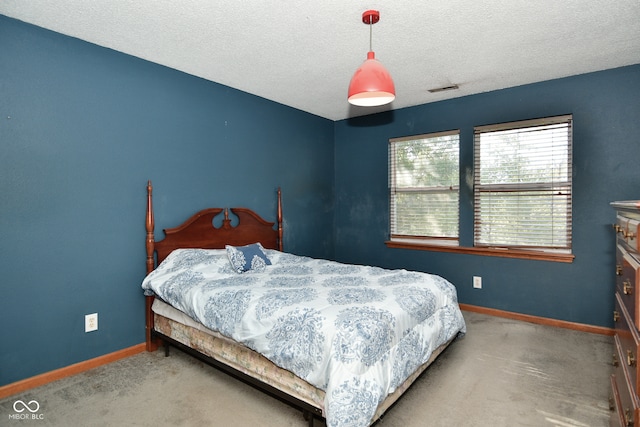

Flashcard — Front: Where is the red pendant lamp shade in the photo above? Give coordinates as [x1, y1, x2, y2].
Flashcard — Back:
[348, 10, 395, 107]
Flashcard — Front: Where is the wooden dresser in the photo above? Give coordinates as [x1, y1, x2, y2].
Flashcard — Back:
[611, 201, 640, 427]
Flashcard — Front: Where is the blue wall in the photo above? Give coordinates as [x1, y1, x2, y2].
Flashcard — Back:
[2, 13, 639, 387]
[334, 64, 640, 328]
[0, 16, 334, 386]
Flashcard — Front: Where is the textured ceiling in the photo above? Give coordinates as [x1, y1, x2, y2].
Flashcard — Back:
[2, 1, 640, 121]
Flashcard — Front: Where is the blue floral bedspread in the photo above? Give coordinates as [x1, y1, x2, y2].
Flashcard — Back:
[142, 249, 466, 427]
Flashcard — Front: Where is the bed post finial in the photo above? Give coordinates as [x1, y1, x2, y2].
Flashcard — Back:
[277, 187, 283, 251]
[222, 208, 232, 230]
[146, 181, 155, 274]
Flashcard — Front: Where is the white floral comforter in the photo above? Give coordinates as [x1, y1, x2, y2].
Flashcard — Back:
[141, 248, 466, 427]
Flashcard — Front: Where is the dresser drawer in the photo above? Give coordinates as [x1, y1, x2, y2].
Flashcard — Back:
[611, 373, 631, 427]
[613, 333, 640, 426]
[615, 293, 640, 397]
[617, 214, 640, 254]
[627, 218, 640, 253]
[617, 247, 640, 330]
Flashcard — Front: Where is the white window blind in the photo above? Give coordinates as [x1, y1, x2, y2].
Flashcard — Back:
[389, 130, 459, 241]
[473, 115, 572, 250]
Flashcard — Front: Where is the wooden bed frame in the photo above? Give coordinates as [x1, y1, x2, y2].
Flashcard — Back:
[144, 181, 456, 426]
[144, 181, 334, 423]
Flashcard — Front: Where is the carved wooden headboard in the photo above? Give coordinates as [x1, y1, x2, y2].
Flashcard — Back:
[145, 180, 283, 274]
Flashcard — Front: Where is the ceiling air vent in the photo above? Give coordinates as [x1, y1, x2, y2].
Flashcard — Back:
[428, 84, 459, 93]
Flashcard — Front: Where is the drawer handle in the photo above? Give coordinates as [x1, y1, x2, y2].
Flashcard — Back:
[614, 224, 623, 233]
[624, 230, 636, 239]
[614, 310, 620, 322]
[624, 280, 633, 295]
[613, 352, 619, 367]
[628, 349, 636, 367]
[617, 265, 623, 276]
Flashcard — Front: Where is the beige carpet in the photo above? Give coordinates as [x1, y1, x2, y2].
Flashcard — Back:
[0, 311, 613, 426]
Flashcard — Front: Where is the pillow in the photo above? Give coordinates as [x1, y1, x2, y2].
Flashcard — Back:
[226, 243, 272, 273]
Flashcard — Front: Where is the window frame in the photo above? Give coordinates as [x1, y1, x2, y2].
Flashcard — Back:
[473, 115, 573, 252]
[388, 130, 460, 246]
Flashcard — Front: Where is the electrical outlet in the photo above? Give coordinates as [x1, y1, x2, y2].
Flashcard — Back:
[473, 276, 482, 289]
[85, 313, 98, 332]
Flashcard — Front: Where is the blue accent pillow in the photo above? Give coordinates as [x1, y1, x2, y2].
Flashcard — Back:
[226, 243, 272, 273]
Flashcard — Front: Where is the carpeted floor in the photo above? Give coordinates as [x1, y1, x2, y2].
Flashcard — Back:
[1, 311, 613, 426]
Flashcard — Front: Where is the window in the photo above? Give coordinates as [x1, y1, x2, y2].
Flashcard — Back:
[386, 115, 574, 262]
[389, 130, 460, 244]
[473, 115, 572, 251]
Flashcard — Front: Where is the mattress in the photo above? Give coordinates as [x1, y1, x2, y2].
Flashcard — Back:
[152, 298, 455, 423]
[143, 248, 466, 427]
[152, 298, 325, 411]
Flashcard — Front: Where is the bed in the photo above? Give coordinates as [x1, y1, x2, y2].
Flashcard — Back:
[141, 181, 466, 427]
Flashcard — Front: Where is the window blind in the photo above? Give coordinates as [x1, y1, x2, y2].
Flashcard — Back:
[389, 130, 460, 240]
[473, 115, 572, 249]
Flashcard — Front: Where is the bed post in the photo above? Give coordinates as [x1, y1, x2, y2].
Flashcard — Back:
[277, 187, 283, 251]
[146, 181, 155, 275]
[145, 181, 159, 352]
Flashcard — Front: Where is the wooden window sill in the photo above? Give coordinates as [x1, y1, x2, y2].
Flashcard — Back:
[385, 241, 574, 263]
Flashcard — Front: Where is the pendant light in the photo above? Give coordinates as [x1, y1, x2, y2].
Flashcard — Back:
[347, 10, 395, 107]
